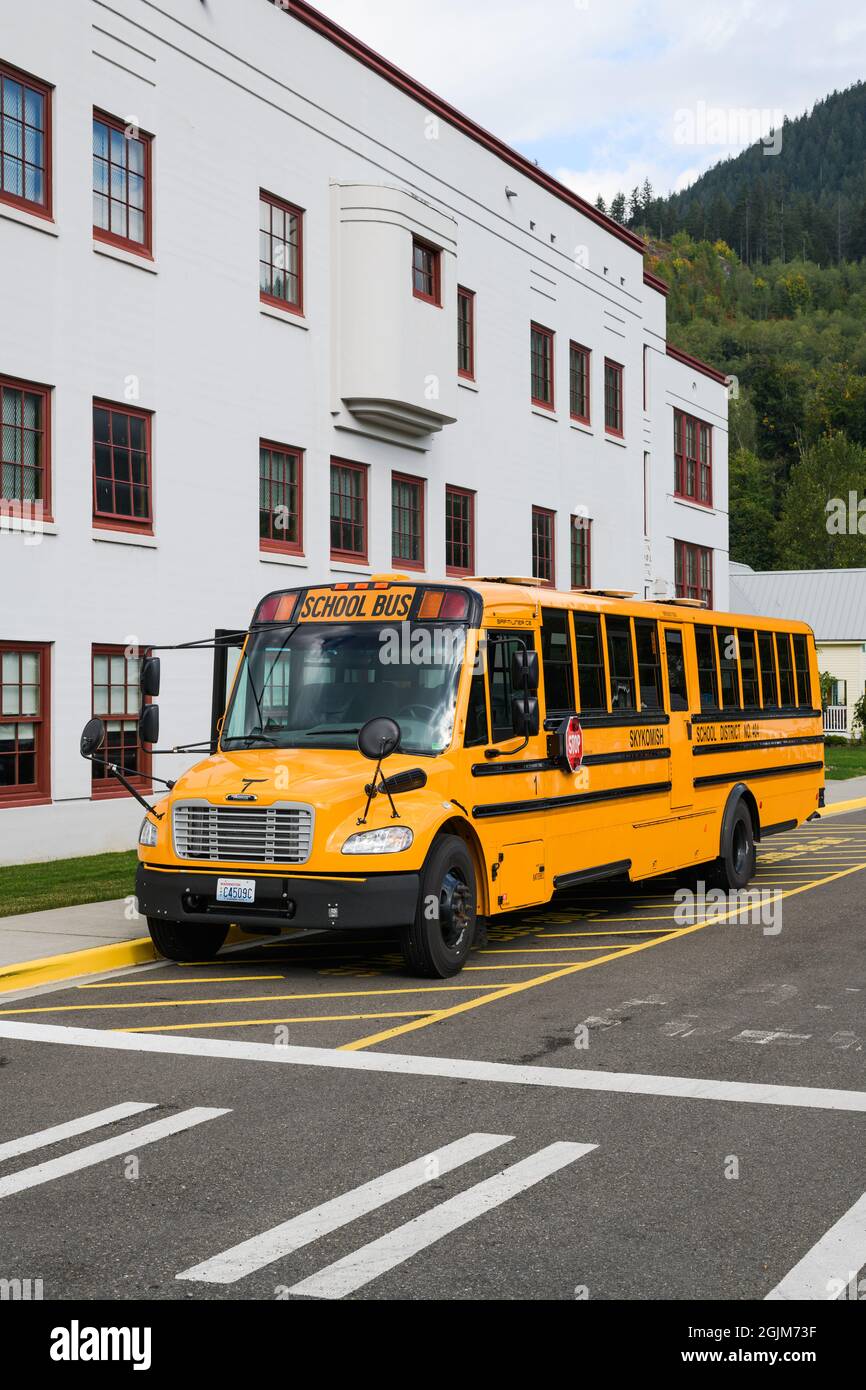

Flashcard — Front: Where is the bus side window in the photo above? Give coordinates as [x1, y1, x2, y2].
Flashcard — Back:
[776, 633, 796, 707]
[606, 616, 636, 712]
[573, 615, 606, 712]
[540, 608, 576, 719]
[635, 619, 663, 710]
[792, 633, 812, 708]
[485, 631, 524, 742]
[663, 630, 689, 710]
[717, 627, 741, 709]
[758, 631, 779, 708]
[464, 670, 489, 748]
[695, 625, 719, 711]
[739, 630, 760, 708]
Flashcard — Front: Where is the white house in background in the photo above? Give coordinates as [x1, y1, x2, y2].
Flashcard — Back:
[730, 564, 866, 739]
[0, 0, 729, 865]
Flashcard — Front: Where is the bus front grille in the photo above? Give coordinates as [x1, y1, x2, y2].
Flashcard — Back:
[172, 801, 314, 865]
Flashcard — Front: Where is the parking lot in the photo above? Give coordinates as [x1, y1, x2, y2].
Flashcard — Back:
[1, 813, 865, 1300]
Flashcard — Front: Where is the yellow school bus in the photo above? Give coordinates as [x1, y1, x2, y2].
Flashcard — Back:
[114, 576, 824, 978]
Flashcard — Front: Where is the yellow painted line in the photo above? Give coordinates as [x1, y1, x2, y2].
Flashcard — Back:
[79, 975, 286, 989]
[0, 982, 508, 1016]
[546, 929, 681, 937]
[341, 861, 866, 1051]
[479, 945, 644, 955]
[121, 1010, 435, 1033]
[821, 797, 866, 817]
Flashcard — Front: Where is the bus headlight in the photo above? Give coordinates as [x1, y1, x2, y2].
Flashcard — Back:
[342, 826, 414, 855]
[138, 816, 159, 848]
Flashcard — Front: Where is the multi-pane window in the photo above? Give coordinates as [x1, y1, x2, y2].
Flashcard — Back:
[445, 485, 474, 576]
[0, 375, 50, 516]
[0, 62, 51, 215]
[0, 643, 49, 803]
[259, 191, 303, 313]
[259, 441, 302, 553]
[92, 111, 151, 253]
[674, 540, 712, 607]
[739, 630, 760, 707]
[531, 506, 555, 586]
[570, 515, 591, 589]
[457, 287, 475, 378]
[604, 359, 624, 435]
[91, 646, 150, 795]
[758, 631, 779, 708]
[674, 409, 712, 505]
[717, 627, 741, 709]
[330, 459, 367, 561]
[792, 633, 812, 708]
[695, 626, 720, 711]
[392, 473, 424, 570]
[569, 343, 590, 423]
[412, 238, 441, 305]
[531, 324, 555, 409]
[574, 615, 606, 712]
[93, 401, 152, 530]
[606, 616, 636, 711]
[776, 633, 796, 707]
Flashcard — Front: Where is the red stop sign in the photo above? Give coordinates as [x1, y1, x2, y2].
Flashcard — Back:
[563, 716, 583, 772]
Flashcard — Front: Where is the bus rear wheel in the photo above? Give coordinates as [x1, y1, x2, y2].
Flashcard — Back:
[400, 835, 476, 978]
[713, 802, 756, 891]
[147, 919, 228, 963]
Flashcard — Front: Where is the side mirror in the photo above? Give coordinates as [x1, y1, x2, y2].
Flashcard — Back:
[358, 716, 401, 762]
[139, 704, 160, 746]
[511, 648, 539, 694]
[80, 717, 106, 759]
[511, 694, 540, 737]
[140, 656, 161, 698]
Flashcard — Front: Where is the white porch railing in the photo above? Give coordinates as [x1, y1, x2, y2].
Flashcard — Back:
[823, 705, 848, 735]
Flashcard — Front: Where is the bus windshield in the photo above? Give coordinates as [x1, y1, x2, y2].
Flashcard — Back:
[222, 623, 466, 755]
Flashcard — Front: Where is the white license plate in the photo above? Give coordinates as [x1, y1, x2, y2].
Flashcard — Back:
[216, 878, 256, 905]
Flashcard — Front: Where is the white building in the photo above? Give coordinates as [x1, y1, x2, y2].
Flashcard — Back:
[0, 0, 729, 865]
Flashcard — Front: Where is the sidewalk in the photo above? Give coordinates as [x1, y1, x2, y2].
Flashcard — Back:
[824, 774, 866, 804]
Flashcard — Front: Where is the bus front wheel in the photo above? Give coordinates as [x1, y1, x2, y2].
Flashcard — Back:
[147, 919, 228, 963]
[400, 835, 476, 978]
[713, 802, 756, 891]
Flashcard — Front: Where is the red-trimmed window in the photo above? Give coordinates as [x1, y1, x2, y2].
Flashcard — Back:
[458, 287, 475, 378]
[531, 324, 555, 409]
[445, 485, 475, 576]
[92, 110, 152, 255]
[392, 473, 424, 570]
[0, 61, 52, 217]
[532, 506, 555, 586]
[91, 646, 151, 798]
[259, 440, 303, 554]
[571, 515, 591, 589]
[412, 237, 441, 305]
[674, 409, 713, 505]
[259, 190, 303, 314]
[93, 400, 153, 533]
[569, 342, 590, 423]
[604, 358, 624, 436]
[0, 375, 51, 520]
[675, 540, 713, 607]
[0, 642, 50, 806]
[330, 459, 368, 562]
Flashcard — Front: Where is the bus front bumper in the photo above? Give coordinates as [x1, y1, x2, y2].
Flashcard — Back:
[136, 865, 421, 932]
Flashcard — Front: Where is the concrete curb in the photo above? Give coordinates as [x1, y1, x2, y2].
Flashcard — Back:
[0, 925, 253, 995]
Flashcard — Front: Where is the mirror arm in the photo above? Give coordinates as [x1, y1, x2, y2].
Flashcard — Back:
[82, 755, 164, 818]
[357, 742, 401, 824]
[485, 735, 530, 761]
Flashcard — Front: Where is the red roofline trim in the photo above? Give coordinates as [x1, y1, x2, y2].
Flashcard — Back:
[643, 269, 669, 296]
[666, 344, 728, 387]
[271, 1, 646, 255]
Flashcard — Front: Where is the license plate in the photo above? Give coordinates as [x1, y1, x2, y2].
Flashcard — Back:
[216, 878, 256, 905]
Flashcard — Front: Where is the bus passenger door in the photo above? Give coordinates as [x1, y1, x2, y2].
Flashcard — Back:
[661, 625, 693, 811]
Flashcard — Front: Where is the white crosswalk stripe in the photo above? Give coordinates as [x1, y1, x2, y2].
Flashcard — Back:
[289, 1141, 596, 1299]
[177, 1131, 513, 1285]
[0, 1103, 157, 1162]
[765, 1188, 866, 1300]
[0, 1108, 230, 1200]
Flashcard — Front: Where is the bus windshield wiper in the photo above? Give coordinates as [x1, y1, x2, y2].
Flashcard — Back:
[237, 730, 280, 746]
[303, 727, 363, 736]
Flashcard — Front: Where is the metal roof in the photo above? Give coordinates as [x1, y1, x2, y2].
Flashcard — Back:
[729, 568, 866, 641]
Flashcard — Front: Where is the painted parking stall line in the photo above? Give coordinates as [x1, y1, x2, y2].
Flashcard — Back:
[0, 1107, 230, 1200]
[766, 1189, 866, 1300]
[178, 1132, 513, 1285]
[0, 1102, 156, 1161]
[289, 1141, 596, 1300]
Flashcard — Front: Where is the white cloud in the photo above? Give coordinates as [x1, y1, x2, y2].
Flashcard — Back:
[311, 0, 865, 198]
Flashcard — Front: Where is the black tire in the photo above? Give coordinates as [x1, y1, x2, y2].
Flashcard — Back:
[712, 801, 756, 891]
[147, 918, 228, 963]
[400, 835, 477, 978]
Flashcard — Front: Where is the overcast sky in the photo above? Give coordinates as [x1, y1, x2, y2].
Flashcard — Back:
[312, 0, 866, 204]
